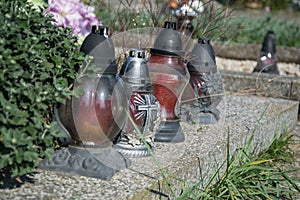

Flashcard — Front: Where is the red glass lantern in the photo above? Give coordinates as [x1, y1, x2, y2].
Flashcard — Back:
[148, 21, 190, 143]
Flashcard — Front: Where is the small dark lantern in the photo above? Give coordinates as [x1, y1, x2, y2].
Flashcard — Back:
[182, 37, 223, 124]
[253, 30, 279, 74]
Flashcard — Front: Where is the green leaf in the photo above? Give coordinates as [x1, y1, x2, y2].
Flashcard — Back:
[15, 150, 23, 164]
[43, 148, 54, 160]
[23, 151, 39, 162]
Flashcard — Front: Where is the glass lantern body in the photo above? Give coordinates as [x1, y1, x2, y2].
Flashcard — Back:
[121, 91, 159, 135]
[46, 25, 131, 181]
[59, 74, 126, 147]
[148, 54, 189, 121]
[72, 77, 111, 146]
[57, 25, 126, 147]
[125, 91, 148, 133]
[94, 75, 126, 143]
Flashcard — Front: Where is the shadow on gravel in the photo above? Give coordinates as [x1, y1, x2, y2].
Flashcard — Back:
[0, 168, 36, 189]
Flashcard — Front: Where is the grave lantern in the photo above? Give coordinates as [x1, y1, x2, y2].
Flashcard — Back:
[148, 21, 190, 143]
[182, 37, 223, 124]
[253, 30, 279, 74]
[39, 25, 130, 180]
[114, 49, 160, 157]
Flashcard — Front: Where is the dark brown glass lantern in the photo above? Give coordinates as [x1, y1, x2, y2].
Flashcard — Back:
[114, 49, 160, 157]
[182, 37, 223, 124]
[148, 21, 190, 143]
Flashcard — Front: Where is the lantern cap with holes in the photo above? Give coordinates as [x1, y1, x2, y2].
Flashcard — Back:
[187, 37, 217, 73]
[150, 21, 185, 57]
[119, 49, 152, 92]
[80, 25, 118, 74]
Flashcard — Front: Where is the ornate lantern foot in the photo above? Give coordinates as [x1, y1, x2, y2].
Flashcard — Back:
[154, 119, 185, 143]
[114, 137, 154, 157]
[39, 146, 131, 180]
[181, 104, 220, 124]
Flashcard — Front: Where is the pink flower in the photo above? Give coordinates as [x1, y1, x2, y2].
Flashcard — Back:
[45, 0, 99, 39]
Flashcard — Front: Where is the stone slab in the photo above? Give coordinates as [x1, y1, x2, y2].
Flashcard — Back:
[291, 78, 300, 101]
[0, 95, 298, 200]
[214, 42, 300, 64]
[221, 70, 299, 101]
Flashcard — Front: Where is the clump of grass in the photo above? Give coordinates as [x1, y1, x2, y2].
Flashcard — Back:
[177, 130, 300, 200]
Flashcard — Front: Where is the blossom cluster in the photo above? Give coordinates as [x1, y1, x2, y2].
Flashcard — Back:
[45, 0, 99, 39]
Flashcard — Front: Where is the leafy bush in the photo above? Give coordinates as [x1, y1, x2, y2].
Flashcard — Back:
[263, 0, 290, 10]
[232, 0, 290, 10]
[0, 0, 85, 177]
[220, 16, 300, 47]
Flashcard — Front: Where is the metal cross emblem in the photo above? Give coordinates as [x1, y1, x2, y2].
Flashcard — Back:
[134, 93, 159, 136]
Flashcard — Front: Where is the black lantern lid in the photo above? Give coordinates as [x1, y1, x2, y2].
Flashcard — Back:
[80, 25, 117, 74]
[150, 21, 185, 57]
[119, 49, 152, 92]
[187, 37, 217, 73]
[80, 25, 109, 54]
[261, 30, 276, 55]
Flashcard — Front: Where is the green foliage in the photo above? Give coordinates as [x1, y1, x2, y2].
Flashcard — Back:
[233, 0, 290, 10]
[177, 132, 300, 199]
[91, 1, 300, 48]
[220, 16, 300, 47]
[193, 7, 243, 42]
[92, 0, 165, 33]
[176, 132, 300, 199]
[258, 133, 295, 163]
[176, 107, 299, 199]
[263, 0, 290, 10]
[264, 0, 291, 10]
[0, 0, 85, 177]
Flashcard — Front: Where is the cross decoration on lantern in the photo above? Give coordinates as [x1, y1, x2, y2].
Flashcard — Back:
[135, 93, 159, 136]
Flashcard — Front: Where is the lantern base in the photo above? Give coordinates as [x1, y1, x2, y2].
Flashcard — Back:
[253, 58, 279, 74]
[181, 104, 220, 124]
[114, 139, 154, 157]
[154, 119, 185, 143]
[39, 145, 131, 180]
